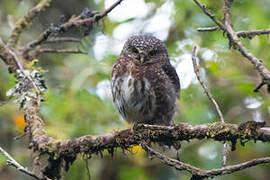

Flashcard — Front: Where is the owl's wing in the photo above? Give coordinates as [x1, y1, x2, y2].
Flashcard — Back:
[162, 64, 180, 98]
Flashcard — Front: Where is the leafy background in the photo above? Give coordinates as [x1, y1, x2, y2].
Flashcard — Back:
[0, 0, 270, 179]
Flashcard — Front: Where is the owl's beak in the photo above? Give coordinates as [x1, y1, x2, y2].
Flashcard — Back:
[140, 56, 144, 63]
[139, 50, 145, 63]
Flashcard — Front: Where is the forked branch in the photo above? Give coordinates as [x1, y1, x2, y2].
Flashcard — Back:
[194, 0, 270, 92]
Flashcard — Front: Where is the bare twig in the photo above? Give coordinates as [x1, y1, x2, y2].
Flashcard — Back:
[237, 28, 270, 39]
[44, 37, 81, 44]
[7, 15, 16, 30]
[192, 46, 228, 166]
[37, 48, 87, 54]
[198, 27, 270, 39]
[197, 26, 219, 32]
[0, 147, 41, 180]
[142, 143, 270, 179]
[222, 143, 229, 167]
[84, 158, 91, 180]
[191, 46, 224, 123]
[26, 29, 52, 49]
[193, 0, 225, 31]
[253, 80, 267, 92]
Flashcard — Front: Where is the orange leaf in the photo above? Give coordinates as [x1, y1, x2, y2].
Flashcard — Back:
[13, 116, 26, 132]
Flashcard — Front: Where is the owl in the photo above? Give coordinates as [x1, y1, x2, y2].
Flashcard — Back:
[111, 35, 180, 126]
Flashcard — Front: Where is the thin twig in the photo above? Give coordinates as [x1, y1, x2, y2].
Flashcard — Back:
[222, 143, 229, 167]
[25, 0, 123, 50]
[198, 27, 270, 39]
[142, 143, 270, 179]
[37, 48, 87, 54]
[84, 158, 91, 180]
[191, 46, 228, 166]
[197, 26, 220, 32]
[253, 80, 267, 92]
[191, 46, 224, 122]
[0, 147, 41, 179]
[237, 28, 270, 39]
[44, 37, 81, 44]
[7, 15, 16, 30]
[193, 0, 225, 31]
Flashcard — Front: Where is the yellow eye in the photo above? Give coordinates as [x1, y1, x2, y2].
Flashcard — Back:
[132, 48, 138, 55]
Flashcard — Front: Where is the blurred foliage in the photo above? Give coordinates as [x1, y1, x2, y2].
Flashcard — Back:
[0, 0, 270, 179]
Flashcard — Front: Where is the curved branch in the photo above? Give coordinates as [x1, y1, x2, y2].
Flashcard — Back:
[142, 143, 270, 179]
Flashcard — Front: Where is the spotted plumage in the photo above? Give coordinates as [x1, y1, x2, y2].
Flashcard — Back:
[111, 35, 180, 125]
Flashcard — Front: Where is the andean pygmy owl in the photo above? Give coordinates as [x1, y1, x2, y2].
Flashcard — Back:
[111, 35, 180, 126]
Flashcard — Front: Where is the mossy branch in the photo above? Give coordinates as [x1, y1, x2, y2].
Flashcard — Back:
[22, 99, 270, 179]
[0, 38, 19, 73]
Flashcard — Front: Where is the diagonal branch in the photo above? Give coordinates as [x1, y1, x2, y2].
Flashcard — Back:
[7, 0, 52, 47]
[193, 0, 225, 31]
[0, 147, 42, 180]
[142, 143, 270, 179]
[24, 0, 124, 58]
[191, 46, 224, 123]
[0, 38, 19, 73]
[191, 46, 229, 166]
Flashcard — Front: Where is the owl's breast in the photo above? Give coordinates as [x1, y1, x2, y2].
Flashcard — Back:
[112, 71, 156, 123]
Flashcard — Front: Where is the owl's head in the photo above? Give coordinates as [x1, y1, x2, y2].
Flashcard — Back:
[121, 35, 169, 64]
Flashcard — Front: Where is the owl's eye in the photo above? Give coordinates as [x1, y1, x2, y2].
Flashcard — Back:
[148, 50, 157, 57]
[131, 48, 139, 55]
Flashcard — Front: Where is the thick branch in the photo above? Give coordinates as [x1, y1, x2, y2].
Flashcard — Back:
[24, 100, 270, 157]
